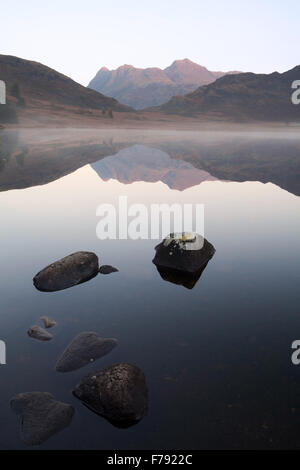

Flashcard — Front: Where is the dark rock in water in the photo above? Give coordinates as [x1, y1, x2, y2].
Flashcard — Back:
[73, 363, 148, 428]
[40, 316, 57, 328]
[153, 233, 215, 274]
[27, 325, 53, 341]
[156, 261, 209, 289]
[33, 251, 99, 292]
[99, 265, 119, 275]
[10, 392, 74, 445]
[56, 331, 118, 372]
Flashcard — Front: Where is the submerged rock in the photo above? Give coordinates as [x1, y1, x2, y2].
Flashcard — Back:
[153, 232, 215, 274]
[10, 392, 74, 445]
[73, 363, 148, 427]
[40, 316, 57, 328]
[33, 251, 99, 292]
[27, 325, 53, 341]
[56, 331, 118, 372]
[99, 265, 119, 275]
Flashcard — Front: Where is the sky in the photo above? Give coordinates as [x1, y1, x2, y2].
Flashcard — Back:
[1, 0, 299, 86]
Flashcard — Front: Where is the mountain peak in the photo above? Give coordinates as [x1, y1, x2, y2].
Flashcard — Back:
[119, 64, 134, 70]
[164, 59, 214, 85]
[170, 58, 194, 66]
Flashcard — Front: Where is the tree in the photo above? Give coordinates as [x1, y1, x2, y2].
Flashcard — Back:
[11, 83, 26, 107]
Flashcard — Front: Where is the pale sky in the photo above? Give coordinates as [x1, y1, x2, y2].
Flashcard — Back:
[1, 0, 299, 86]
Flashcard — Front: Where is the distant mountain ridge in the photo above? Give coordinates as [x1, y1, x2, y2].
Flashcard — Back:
[88, 59, 240, 109]
[158, 65, 300, 121]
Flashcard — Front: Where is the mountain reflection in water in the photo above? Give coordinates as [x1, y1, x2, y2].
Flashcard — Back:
[0, 128, 300, 195]
[91, 144, 217, 190]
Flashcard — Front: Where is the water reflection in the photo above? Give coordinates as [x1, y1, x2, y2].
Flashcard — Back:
[91, 144, 216, 190]
[0, 130, 19, 172]
[0, 129, 136, 191]
[154, 262, 210, 290]
[0, 128, 300, 195]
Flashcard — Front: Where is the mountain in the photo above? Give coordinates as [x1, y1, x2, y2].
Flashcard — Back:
[158, 66, 300, 122]
[0, 55, 131, 124]
[90, 144, 217, 190]
[88, 59, 240, 109]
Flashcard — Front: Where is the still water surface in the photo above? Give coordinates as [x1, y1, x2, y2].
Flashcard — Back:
[0, 129, 300, 449]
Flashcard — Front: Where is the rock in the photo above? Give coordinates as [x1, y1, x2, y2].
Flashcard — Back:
[152, 232, 215, 274]
[56, 331, 118, 372]
[99, 265, 119, 274]
[73, 363, 148, 427]
[27, 325, 53, 341]
[10, 392, 74, 445]
[33, 251, 99, 292]
[40, 316, 57, 328]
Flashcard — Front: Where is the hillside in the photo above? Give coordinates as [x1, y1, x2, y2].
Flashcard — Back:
[0, 54, 131, 124]
[158, 66, 300, 122]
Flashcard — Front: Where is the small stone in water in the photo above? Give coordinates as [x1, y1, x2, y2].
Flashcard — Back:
[99, 265, 119, 275]
[33, 251, 99, 292]
[56, 331, 118, 372]
[10, 392, 74, 445]
[27, 325, 53, 341]
[40, 316, 57, 328]
[73, 363, 148, 428]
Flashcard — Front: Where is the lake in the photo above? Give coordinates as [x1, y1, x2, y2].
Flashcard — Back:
[0, 128, 300, 449]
